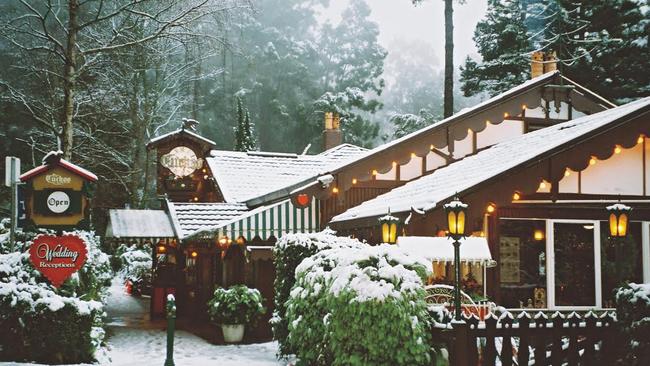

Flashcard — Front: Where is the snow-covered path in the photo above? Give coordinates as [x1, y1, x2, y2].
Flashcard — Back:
[103, 279, 286, 365]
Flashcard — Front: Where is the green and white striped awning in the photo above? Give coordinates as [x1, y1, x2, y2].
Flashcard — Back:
[212, 198, 320, 241]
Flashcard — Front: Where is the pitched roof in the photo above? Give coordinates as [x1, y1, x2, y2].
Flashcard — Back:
[302, 72, 616, 193]
[20, 154, 98, 182]
[207, 144, 367, 203]
[105, 209, 175, 238]
[331, 97, 650, 223]
[166, 201, 249, 239]
[147, 128, 216, 148]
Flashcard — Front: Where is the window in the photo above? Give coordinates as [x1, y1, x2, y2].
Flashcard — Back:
[498, 219, 547, 308]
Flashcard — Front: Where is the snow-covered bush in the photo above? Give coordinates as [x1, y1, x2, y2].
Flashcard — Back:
[207, 285, 265, 325]
[615, 283, 650, 365]
[286, 244, 432, 366]
[272, 229, 364, 356]
[0, 251, 104, 364]
[120, 246, 152, 290]
[0, 231, 110, 364]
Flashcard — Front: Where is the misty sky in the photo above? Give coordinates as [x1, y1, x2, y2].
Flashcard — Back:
[321, 0, 488, 70]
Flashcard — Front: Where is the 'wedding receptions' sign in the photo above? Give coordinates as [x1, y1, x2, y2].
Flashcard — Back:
[29, 234, 87, 287]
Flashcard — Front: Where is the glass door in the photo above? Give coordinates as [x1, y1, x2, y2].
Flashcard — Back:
[547, 220, 601, 308]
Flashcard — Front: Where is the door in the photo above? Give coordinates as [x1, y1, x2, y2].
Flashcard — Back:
[547, 220, 602, 309]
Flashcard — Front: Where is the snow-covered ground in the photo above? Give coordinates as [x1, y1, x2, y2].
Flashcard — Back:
[0, 279, 286, 366]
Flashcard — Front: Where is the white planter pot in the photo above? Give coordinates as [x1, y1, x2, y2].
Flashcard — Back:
[221, 324, 245, 343]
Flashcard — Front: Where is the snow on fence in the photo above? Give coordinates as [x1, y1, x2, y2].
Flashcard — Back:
[439, 310, 617, 366]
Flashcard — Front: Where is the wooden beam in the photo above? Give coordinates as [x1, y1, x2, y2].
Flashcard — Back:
[431, 148, 453, 162]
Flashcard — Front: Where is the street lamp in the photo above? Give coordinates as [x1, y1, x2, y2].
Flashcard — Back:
[443, 197, 468, 320]
[379, 209, 400, 244]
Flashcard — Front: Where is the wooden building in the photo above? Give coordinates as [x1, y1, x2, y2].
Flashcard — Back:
[105, 62, 649, 333]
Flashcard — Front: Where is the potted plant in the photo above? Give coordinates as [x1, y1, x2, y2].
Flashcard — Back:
[207, 285, 265, 343]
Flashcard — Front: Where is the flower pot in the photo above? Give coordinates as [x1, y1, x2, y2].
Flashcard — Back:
[221, 324, 245, 343]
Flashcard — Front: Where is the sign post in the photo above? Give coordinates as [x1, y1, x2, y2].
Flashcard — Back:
[5, 157, 20, 252]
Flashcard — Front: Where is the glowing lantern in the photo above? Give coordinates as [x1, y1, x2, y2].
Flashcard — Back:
[378, 209, 399, 244]
[607, 203, 632, 238]
[444, 197, 468, 241]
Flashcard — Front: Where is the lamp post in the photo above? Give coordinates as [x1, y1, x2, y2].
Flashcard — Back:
[443, 197, 468, 321]
[606, 203, 631, 285]
[379, 209, 400, 244]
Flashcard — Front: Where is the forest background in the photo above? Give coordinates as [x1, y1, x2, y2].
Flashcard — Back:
[0, 0, 647, 230]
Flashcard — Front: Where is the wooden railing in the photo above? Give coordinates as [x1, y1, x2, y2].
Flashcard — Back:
[436, 310, 617, 366]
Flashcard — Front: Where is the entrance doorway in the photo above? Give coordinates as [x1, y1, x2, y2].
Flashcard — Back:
[547, 220, 601, 309]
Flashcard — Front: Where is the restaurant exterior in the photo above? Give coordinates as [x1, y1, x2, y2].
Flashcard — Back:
[104, 57, 649, 335]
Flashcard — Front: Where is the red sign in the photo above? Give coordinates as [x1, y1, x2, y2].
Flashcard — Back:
[29, 234, 87, 288]
[296, 194, 311, 207]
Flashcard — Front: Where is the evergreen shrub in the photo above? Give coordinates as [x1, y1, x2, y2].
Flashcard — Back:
[272, 229, 364, 356]
[285, 244, 432, 366]
[615, 283, 650, 365]
[207, 285, 265, 325]
[0, 231, 110, 364]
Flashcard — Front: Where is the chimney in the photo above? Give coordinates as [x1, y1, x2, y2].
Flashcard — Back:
[323, 112, 342, 150]
[544, 51, 557, 73]
[531, 51, 545, 78]
[531, 51, 558, 78]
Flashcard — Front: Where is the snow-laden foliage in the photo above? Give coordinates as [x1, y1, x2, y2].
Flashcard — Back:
[207, 285, 265, 325]
[0, 230, 110, 363]
[615, 283, 650, 365]
[272, 229, 365, 357]
[286, 244, 432, 366]
[119, 245, 152, 288]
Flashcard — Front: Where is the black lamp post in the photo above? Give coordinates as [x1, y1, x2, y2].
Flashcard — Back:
[379, 208, 400, 244]
[443, 197, 468, 320]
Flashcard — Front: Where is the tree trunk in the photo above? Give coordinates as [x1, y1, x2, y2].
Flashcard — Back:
[61, 0, 79, 160]
[443, 0, 454, 118]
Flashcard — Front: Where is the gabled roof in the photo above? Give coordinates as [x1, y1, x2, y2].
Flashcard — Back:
[207, 144, 367, 204]
[166, 201, 249, 239]
[20, 152, 98, 182]
[147, 127, 216, 148]
[331, 97, 650, 224]
[302, 71, 616, 194]
[105, 209, 175, 238]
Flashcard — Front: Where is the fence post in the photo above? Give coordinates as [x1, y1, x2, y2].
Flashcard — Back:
[164, 294, 176, 366]
[451, 320, 470, 366]
[516, 312, 531, 366]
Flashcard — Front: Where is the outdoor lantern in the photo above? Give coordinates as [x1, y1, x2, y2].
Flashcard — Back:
[443, 196, 468, 321]
[444, 197, 468, 241]
[607, 203, 632, 238]
[378, 209, 400, 244]
[157, 245, 166, 254]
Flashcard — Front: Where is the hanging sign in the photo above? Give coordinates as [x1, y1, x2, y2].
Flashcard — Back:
[29, 234, 87, 288]
[160, 146, 203, 177]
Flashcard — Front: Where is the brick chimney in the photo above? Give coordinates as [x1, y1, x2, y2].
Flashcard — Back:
[323, 112, 342, 150]
[531, 51, 558, 78]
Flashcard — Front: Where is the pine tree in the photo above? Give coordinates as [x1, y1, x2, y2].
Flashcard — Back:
[233, 96, 247, 152]
[242, 108, 257, 151]
[460, 0, 531, 97]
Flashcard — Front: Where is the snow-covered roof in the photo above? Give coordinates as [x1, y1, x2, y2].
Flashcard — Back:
[207, 144, 367, 203]
[167, 201, 249, 239]
[20, 153, 98, 182]
[308, 71, 615, 186]
[147, 128, 216, 147]
[332, 97, 650, 223]
[105, 209, 175, 238]
[397, 236, 493, 264]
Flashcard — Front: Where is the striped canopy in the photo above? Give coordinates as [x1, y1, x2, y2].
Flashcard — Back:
[211, 199, 320, 242]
